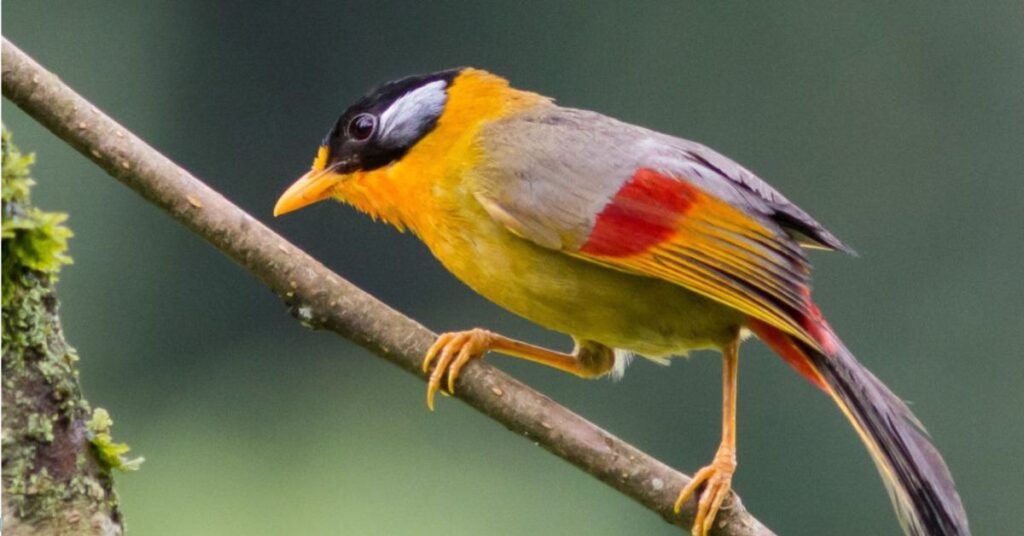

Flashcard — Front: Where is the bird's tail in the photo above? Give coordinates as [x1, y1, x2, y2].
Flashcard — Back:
[748, 308, 970, 536]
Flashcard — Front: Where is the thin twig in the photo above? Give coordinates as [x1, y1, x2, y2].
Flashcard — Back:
[1, 37, 773, 535]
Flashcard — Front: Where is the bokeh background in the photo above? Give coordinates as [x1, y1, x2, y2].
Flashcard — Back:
[4, 2, 1023, 534]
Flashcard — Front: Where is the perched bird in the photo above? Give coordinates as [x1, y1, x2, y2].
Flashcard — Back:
[274, 68, 969, 536]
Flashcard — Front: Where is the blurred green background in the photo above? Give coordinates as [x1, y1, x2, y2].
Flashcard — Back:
[4, 2, 1023, 534]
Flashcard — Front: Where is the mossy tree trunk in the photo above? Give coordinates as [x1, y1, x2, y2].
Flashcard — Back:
[2, 130, 135, 535]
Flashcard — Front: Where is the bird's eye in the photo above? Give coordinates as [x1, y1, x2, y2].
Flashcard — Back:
[347, 114, 377, 141]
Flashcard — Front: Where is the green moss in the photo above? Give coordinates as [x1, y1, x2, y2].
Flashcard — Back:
[88, 408, 144, 472]
[2, 129, 129, 534]
[2, 130, 73, 306]
[1, 129, 36, 203]
[26, 412, 55, 442]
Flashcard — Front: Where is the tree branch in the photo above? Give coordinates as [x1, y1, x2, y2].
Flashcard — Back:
[1, 37, 773, 535]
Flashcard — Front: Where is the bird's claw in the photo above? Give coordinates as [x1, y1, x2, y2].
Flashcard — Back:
[422, 329, 493, 410]
[673, 453, 736, 536]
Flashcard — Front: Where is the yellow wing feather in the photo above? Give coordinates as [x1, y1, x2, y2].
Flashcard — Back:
[571, 171, 823, 350]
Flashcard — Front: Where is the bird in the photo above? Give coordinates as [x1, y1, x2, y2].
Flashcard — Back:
[273, 68, 969, 536]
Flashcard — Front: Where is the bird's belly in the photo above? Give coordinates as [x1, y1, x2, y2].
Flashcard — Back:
[428, 217, 744, 356]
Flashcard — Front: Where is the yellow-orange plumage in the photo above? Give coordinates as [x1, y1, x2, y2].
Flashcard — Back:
[274, 68, 969, 536]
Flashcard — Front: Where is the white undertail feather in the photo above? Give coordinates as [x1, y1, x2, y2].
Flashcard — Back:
[610, 349, 670, 380]
[610, 349, 634, 380]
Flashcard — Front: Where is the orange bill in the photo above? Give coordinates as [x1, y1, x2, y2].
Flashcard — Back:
[273, 146, 340, 217]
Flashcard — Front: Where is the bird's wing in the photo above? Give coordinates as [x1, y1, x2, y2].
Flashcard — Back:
[473, 107, 841, 347]
[673, 140, 853, 254]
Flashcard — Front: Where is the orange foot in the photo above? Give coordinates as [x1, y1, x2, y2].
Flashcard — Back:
[421, 328, 494, 410]
[673, 452, 736, 536]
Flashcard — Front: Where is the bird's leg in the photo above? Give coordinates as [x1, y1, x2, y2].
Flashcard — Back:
[421, 329, 614, 409]
[674, 337, 740, 536]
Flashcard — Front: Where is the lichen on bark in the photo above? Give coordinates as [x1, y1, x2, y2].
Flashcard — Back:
[2, 129, 136, 535]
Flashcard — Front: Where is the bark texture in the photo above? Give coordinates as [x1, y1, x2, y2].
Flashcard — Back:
[2, 131, 125, 535]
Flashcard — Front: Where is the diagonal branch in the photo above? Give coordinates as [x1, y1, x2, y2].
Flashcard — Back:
[1, 37, 773, 535]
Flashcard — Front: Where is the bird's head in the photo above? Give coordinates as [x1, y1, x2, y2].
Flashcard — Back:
[274, 67, 543, 218]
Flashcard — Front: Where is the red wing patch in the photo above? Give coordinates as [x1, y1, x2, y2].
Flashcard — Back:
[572, 167, 824, 350]
[580, 168, 698, 257]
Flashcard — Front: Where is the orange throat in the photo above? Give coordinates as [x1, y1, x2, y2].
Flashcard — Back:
[330, 171, 421, 234]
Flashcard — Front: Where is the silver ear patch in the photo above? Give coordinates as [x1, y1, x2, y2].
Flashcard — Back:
[378, 80, 447, 147]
